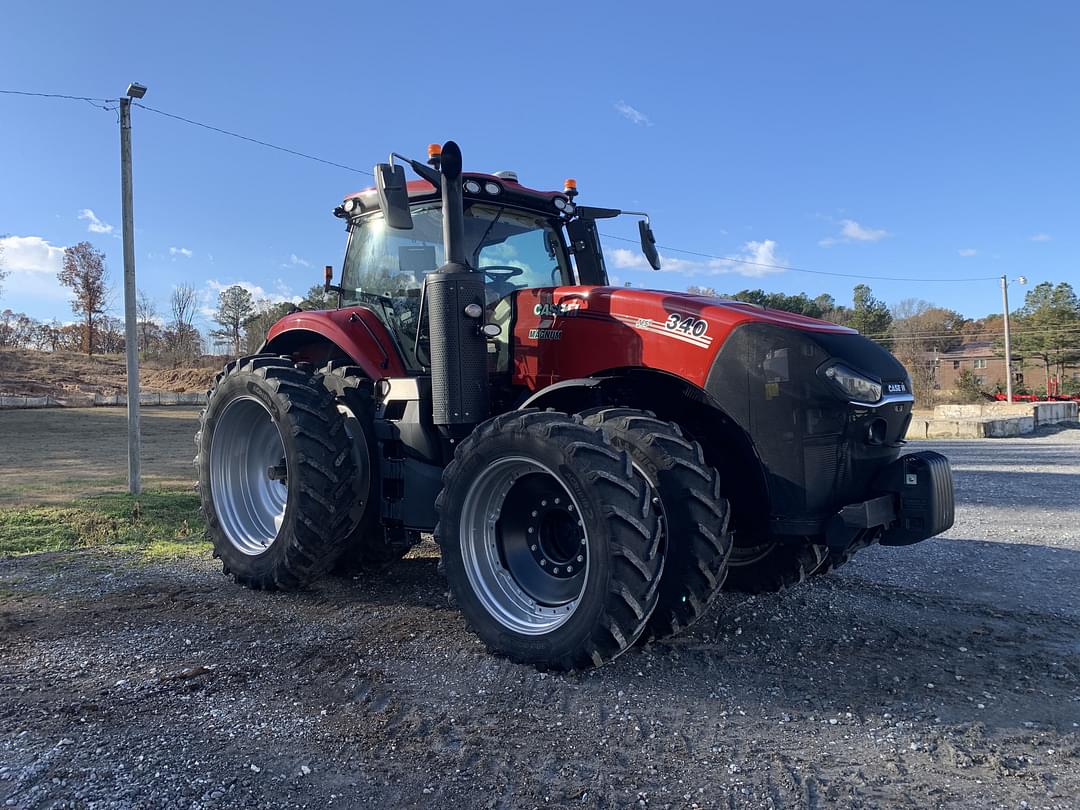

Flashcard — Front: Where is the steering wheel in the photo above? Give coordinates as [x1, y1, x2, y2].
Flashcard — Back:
[481, 265, 525, 282]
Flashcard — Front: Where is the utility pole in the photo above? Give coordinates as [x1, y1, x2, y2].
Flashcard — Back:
[120, 82, 147, 495]
[1001, 274, 1028, 404]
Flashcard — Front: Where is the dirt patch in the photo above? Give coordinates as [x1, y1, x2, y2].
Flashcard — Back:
[0, 348, 218, 397]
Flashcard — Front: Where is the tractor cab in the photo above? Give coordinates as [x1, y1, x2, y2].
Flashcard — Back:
[327, 154, 658, 372]
[334, 177, 574, 371]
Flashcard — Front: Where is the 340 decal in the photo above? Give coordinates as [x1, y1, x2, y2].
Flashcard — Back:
[664, 313, 708, 337]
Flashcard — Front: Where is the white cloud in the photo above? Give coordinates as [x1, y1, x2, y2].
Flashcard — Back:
[288, 254, 311, 267]
[1030, 233, 1052, 242]
[78, 208, 114, 235]
[958, 248, 977, 257]
[169, 246, 193, 258]
[819, 218, 889, 246]
[609, 239, 785, 278]
[0, 235, 73, 302]
[614, 101, 652, 127]
[0, 235, 65, 274]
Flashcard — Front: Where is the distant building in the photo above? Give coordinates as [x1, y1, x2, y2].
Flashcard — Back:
[931, 341, 1017, 391]
[922, 340, 1079, 395]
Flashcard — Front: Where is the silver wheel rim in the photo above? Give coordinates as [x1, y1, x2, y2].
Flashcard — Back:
[460, 457, 589, 635]
[209, 396, 289, 555]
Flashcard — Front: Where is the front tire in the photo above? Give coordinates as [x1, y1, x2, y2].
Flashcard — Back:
[722, 538, 828, 594]
[196, 355, 360, 590]
[436, 410, 664, 670]
[582, 408, 731, 641]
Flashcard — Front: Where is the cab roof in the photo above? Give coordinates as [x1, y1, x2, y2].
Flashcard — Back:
[342, 173, 570, 218]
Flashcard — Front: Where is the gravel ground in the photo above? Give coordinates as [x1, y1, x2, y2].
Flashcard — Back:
[2, 430, 1079, 809]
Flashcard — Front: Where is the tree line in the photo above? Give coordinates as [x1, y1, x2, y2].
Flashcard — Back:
[688, 282, 1080, 401]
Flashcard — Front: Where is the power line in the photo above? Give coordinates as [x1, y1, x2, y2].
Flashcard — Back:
[601, 233, 1001, 283]
[0, 88, 118, 111]
[132, 102, 374, 176]
[0, 87, 1063, 290]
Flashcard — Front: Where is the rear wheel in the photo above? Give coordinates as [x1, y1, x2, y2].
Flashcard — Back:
[319, 362, 417, 573]
[196, 355, 360, 590]
[436, 410, 664, 670]
[722, 537, 828, 594]
[582, 408, 731, 641]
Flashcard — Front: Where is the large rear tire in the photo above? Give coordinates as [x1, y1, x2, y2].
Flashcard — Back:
[582, 408, 731, 641]
[196, 355, 360, 590]
[319, 362, 417, 573]
[436, 410, 664, 670]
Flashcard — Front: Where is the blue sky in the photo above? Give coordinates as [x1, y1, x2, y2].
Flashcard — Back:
[2, 1, 1077, 330]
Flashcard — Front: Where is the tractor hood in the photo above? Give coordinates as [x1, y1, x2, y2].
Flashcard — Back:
[670, 291, 857, 335]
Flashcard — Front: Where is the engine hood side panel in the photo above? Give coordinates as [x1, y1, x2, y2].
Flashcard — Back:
[510, 286, 855, 391]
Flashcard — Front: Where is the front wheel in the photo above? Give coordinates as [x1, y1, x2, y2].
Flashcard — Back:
[722, 538, 828, 594]
[435, 411, 664, 670]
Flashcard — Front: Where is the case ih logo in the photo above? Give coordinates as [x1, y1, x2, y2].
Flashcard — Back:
[887, 382, 908, 394]
[533, 301, 581, 318]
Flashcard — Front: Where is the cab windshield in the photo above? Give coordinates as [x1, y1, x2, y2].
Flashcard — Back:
[342, 203, 570, 300]
[340, 203, 570, 369]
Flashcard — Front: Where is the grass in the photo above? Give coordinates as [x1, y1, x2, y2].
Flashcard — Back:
[0, 488, 208, 560]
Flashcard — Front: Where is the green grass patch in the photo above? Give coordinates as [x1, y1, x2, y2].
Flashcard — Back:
[0, 488, 208, 560]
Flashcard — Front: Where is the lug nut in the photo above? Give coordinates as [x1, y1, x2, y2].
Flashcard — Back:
[576, 555, 584, 562]
[530, 544, 537, 551]
[553, 567, 560, 574]
[554, 497, 560, 504]
[540, 559, 547, 566]
[531, 510, 538, 517]
[528, 527, 534, 534]
[566, 565, 573, 573]
[541, 499, 548, 506]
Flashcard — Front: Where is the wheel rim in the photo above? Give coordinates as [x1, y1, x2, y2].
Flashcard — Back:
[460, 457, 589, 635]
[209, 396, 289, 555]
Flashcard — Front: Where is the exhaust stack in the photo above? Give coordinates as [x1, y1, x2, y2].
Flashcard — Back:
[426, 141, 489, 435]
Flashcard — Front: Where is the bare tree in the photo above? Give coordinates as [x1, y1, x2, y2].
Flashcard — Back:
[168, 283, 201, 364]
[58, 241, 110, 355]
[210, 285, 255, 357]
[136, 289, 159, 353]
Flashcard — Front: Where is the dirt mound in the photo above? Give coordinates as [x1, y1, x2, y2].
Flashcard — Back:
[140, 367, 217, 394]
[0, 349, 219, 397]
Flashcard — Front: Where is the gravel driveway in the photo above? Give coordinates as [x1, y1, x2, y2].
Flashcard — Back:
[2, 430, 1078, 809]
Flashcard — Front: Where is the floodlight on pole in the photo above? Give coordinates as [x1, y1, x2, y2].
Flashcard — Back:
[120, 82, 146, 494]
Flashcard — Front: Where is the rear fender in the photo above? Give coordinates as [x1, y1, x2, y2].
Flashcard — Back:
[261, 308, 407, 379]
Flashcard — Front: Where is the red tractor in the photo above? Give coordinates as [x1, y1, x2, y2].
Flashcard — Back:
[196, 142, 954, 670]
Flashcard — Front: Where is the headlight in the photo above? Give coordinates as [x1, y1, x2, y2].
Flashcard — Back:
[483, 181, 501, 195]
[824, 363, 882, 403]
[463, 179, 481, 194]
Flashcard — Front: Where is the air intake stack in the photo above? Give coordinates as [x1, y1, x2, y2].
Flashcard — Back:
[426, 141, 489, 436]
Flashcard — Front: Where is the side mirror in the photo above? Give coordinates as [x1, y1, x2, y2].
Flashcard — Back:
[374, 163, 414, 230]
[639, 220, 661, 270]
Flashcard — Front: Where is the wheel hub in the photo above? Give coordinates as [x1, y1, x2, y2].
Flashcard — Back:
[459, 457, 590, 635]
[208, 396, 289, 555]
